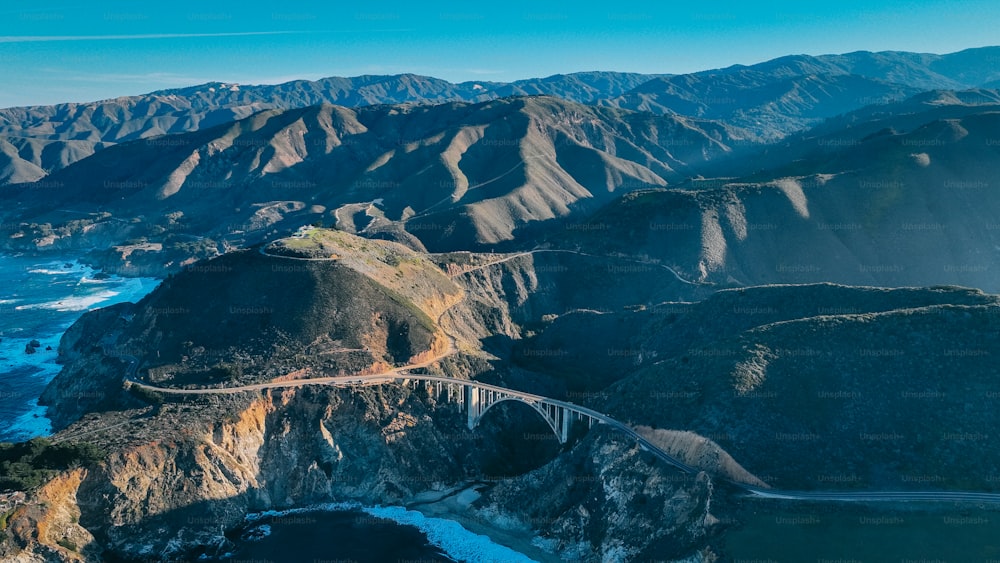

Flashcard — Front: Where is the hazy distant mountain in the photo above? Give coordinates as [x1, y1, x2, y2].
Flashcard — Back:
[0, 75, 482, 144]
[604, 47, 1000, 139]
[491, 71, 669, 102]
[2, 46, 997, 183]
[798, 87, 1000, 139]
[605, 72, 922, 140]
[705, 87, 1000, 177]
[1, 96, 745, 270]
[0, 72, 668, 146]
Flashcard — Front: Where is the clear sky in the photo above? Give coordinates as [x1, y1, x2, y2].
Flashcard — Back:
[0, 0, 997, 108]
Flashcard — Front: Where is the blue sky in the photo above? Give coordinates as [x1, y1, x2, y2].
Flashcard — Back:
[0, 0, 997, 108]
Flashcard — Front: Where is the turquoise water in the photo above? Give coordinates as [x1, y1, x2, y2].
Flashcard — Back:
[0, 253, 160, 441]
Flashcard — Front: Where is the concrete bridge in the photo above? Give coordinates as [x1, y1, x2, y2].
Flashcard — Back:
[399, 374, 598, 444]
[123, 372, 1000, 503]
[330, 373, 698, 473]
[126, 370, 695, 471]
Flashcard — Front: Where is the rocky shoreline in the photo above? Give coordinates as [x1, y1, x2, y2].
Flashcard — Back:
[406, 482, 562, 563]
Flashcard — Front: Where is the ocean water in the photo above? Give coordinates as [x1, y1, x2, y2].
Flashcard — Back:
[217, 504, 539, 563]
[0, 254, 160, 442]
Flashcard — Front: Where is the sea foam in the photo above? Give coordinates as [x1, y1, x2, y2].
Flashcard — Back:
[242, 503, 538, 563]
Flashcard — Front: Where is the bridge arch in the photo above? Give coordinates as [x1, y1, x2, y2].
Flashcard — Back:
[472, 397, 563, 442]
[397, 376, 598, 444]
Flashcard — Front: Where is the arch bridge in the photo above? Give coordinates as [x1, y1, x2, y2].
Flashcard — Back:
[337, 374, 604, 443]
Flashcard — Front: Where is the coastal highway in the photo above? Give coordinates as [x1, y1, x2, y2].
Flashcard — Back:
[124, 372, 1000, 505]
[110, 242, 1000, 505]
[742, 487, 1000, 504]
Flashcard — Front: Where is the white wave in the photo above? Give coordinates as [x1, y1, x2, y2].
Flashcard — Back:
[242, 503, 537, 562]
[0, 299, 20, 304]
[16, 290, 122, 312]
[0, 335, 61, 368]
[26, 268, 76, 275]
[364, 505, 538, 563]
[243, 502, 361, 524]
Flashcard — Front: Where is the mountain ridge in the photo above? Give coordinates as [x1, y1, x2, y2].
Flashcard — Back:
[1, 46, 998, 183]
[1, 96, 748, 272]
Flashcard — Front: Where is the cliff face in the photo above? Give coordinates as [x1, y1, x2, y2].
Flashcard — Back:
[39, 302, 143, 430]
[475, 426, 716, 562]
[9, 230, 728, 561]
[2, 469, 97, 562]
[6, 386, 715, 561]
[10, 385, 466, 560]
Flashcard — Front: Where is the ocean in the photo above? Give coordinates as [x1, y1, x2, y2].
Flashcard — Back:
[0, 253, 160, 442]
[216, 504, 539, 563]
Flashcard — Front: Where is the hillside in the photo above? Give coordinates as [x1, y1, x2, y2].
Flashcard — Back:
[558, 106, 1000, 291]
[596, 287, 1000, 491]
[505, 283, 1000, 491]
[0, 137, 110, 185]
[38, 234, 462, 429]
[516, 284, 999, 391]
[0, 97, 746, 273]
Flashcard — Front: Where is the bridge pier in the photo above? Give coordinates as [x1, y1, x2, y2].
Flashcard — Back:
[466, 385, 480, 430]
[389, 378, 598, 445]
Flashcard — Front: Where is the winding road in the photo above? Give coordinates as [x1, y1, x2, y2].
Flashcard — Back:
[439, 248, 702, 286]
[110, 242, 1000, 505]
[123, 371, 1000, 505]
[260, 229, 703, 286]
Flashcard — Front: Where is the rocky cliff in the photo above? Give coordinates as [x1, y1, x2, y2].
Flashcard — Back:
[4, 230, 724, 562]
[4, 384, 718, 561]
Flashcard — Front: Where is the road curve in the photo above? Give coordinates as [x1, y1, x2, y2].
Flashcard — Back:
[124, 372, 1000, 505]
[743, 487, 1000, 504]
[445, 248, 702, 286]
[123, 240, 999, 504]
[259, 234, 702, 286]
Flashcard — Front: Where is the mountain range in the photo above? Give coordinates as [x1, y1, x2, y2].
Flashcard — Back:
[2, 46, 999, 185]
[0, 96, 745, 269]
[5, 45, 1000, 562]
[5, 81, 1000, 291]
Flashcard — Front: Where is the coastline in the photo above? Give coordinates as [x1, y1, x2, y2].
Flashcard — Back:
[237, 498, 548, 563]
[0, 254, 161, 441]
[404, 483, 562, 563]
